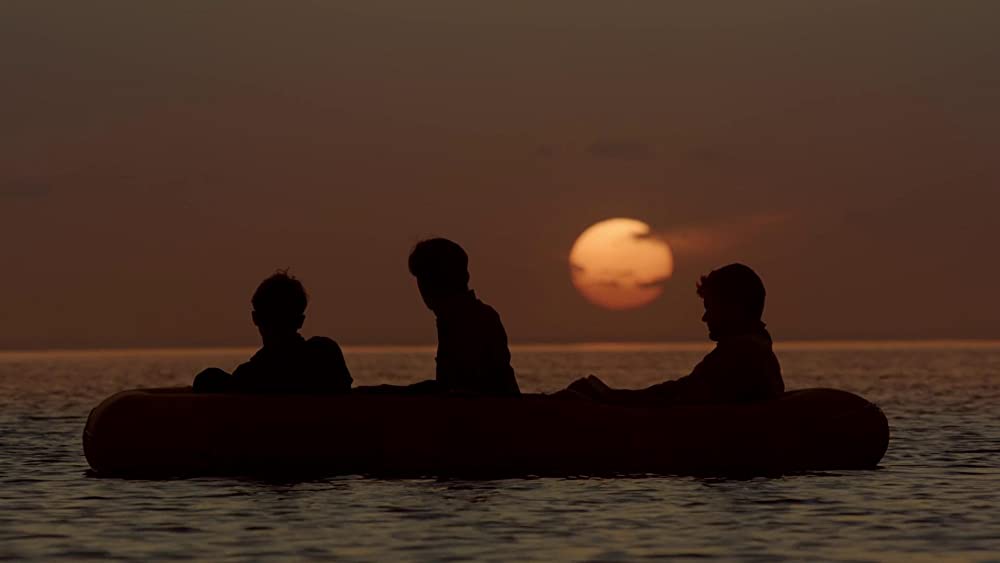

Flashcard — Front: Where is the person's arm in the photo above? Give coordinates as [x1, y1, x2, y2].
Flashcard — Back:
[636, 373, 713, 405]
[192, 367, 232, 393]
[309, 337, 353, 391]
[328, 339, 353, 389]
[231, 361, 252, 379]
[595, 350, 725, 406]
[642, 342, 762, 405]
[482, 310, 520, 396]
[434, 318, 458, 389]
[228, 359, 263, 393]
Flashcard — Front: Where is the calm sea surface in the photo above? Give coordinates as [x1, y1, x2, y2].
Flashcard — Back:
[1, 342, 998, 561]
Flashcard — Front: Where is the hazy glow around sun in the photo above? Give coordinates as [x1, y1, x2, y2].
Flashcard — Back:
[569, 218, 675, 310]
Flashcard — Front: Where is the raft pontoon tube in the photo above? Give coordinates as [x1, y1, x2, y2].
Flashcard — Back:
[83, 388, 889, 477]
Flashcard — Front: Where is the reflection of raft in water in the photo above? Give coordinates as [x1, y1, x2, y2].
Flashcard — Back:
[83, 388, 889, 478]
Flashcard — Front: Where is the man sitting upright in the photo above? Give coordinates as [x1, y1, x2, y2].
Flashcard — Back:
[564, 263, 783, 405]
[408, 238, 520, 396]
[193, 270, 353, 394]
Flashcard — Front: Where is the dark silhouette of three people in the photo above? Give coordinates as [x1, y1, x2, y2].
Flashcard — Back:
[194, 239, 782, 406]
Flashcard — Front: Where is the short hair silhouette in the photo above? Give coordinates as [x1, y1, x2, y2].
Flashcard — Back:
[408, 238, 470, 296]
[696, 263, 766, 320]
[252, 270, 308, 328]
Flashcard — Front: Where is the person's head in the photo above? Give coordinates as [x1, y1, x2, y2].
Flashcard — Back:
[408, 238, 470, 311]
[696, 263, 766, 341]
[251, 270, 308, 339]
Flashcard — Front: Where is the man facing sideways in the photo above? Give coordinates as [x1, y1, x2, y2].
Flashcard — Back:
[562, 263, 783, 405]
[407, 238, 520, 396]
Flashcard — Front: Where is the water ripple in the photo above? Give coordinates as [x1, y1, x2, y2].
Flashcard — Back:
[0, 346, 998, 561]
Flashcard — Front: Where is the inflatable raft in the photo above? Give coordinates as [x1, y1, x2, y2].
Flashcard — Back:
[83, 388, 889, 478]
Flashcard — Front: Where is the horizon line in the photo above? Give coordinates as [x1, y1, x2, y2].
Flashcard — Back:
[1, 338, 999, 356]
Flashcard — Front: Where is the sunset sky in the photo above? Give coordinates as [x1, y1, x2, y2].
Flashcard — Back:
[2, 2, 998, 349]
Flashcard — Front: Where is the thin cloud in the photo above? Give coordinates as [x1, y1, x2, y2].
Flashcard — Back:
[631, 230, 659, 241]
[597, 268, 636, 279]
[535, 145, 556, 158]
[587, 140, 655, 161]
[592, 279, 623, 289]
[0, 183, 52, 199]
[658, 213, 791, 257]
[685, 146, 729, 164]
[637, 276, 671, 289]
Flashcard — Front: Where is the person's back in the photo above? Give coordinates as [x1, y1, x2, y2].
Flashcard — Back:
[193, 270, 352, 394]
[232, 334, 351, 394]
[409, 238, 519, 396]
[433, 289, 518, 395]
[562, 263, 783, 406]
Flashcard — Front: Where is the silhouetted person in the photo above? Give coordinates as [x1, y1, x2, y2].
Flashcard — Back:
[408, 238, 520, 396]
[192, 270, 352, 394]
[561, 263, 783, 405]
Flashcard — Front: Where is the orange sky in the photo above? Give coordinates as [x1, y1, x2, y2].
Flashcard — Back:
[2, 2, 999, 348]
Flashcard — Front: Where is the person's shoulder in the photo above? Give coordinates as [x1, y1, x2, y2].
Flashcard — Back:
[235, 345, 267, 372]
[245, 346, 267, 362]
[306, 336, 344, 353]
[472, 298, 504, 323]
[697, 335, 765, 372]
[231, 358, 258, 380]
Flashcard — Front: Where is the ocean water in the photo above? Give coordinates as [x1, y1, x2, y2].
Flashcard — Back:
[1, 342, 998, 561]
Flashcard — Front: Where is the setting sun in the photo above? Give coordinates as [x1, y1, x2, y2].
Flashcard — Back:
[569, 218, 675, 310]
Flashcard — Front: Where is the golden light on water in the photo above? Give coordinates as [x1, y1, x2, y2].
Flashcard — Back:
[569, 218, 674, 310]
